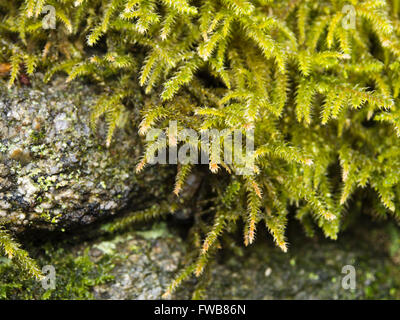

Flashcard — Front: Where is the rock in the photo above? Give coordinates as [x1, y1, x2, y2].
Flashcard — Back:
[0, 220, 399, 299]
[93, 221, 400, 299]
[199, 222, 400, 299]
[91, 223, 189, 300]
[0, 76, 173, 231]
[0, 222, 193, 299]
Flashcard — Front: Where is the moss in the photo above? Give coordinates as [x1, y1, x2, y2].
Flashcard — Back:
[0, 221, 186, 299]
[1, 0, 400, 296]
[388, 223, 400, 264]
[199, 220, 400, 299]
[0, 245, 115, 300]
[29, 129, 46, 145]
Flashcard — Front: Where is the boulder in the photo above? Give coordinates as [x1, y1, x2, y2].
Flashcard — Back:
[0, 76, 171, 231]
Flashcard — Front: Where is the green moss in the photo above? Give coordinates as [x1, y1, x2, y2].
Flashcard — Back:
[1, 0, 400, 296]
[0, 245, 115, 300]
[388, 223, 400, 262]
[29, 130, 46, 144]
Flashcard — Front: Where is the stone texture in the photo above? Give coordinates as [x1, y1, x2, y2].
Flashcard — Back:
[0, 76, 172, 231]
[91, 223, 190, 300]
[1, 218, 399, 299]
[85, 221, 400, 299]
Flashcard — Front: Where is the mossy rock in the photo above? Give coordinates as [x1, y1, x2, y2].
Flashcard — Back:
[1, 219, 398, 300]
[203, 222, 400, 299]
[0, 76, 173, 232]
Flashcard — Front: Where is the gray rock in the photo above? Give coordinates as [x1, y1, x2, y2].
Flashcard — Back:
[90, 223, 191, 300]
[1, 219, 399, 299]
[86, 222, 400, 300]
[0, 76, 172, 231]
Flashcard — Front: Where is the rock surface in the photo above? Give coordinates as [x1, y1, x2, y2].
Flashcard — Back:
[92, 221, 400, 300]
[1, 219, 399, 299]
[0, 77, 172, 231]
[91, 223, 191, 300]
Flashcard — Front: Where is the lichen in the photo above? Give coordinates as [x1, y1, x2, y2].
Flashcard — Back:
[0, 76, 171, 231]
